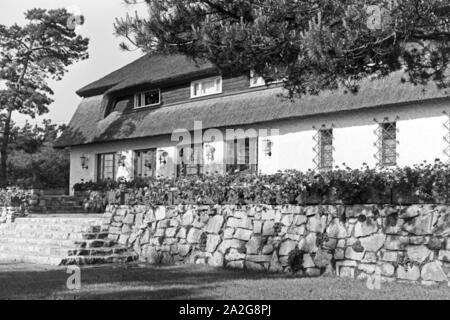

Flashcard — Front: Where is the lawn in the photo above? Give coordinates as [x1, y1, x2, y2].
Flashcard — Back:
[0, 263, 449, 300]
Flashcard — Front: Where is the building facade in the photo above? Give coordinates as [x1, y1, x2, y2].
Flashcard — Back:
[55, 54, 450, 194]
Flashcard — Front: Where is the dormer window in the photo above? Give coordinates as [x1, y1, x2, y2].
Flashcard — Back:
[134, 89, 161, 108]
[191, 76, 222, 98]
[250, 70, 266, 87]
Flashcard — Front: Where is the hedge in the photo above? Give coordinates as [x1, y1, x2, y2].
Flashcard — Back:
[71, 161, 450, 206]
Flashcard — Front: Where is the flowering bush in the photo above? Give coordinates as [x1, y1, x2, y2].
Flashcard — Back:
[72, 161, 450, 205]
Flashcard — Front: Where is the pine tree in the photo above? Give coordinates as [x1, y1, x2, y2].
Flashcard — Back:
[114, 0, 450, 97]
[0, 8, 89, 182]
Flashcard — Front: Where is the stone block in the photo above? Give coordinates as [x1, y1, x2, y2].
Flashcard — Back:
[307, 214, 323, 233]
[279, 240, 297, 256]
[253, 220, 263, 234]
[345, 247, 365, 261]
[359, 234, 386, 252]
[205, 215, 224, 234]
[155, 207, 167, 220]
[397, 265, 420, 281]
[245, 261, 266, 271]
[407, 245, 432, 264]
[422, 261, 448, 282]
[262, 209, 276, 220]
[384, 235, 408, 250]
[246, 236, 263, 255]
[182, 210, 195, 226]
[225, 249, 246, 261]
[326, 218, 348, 238]
[294, 215, 307, 226]
[206, 234, 221, 253]
[380, 262, 395, 276]
[209, 251, 224, 267]
[234, 228, 253, 241]
[302, 254, 315, 269]
[354, 218, 378, 238]
[262, 221, 275, 236]
[403, 214, 433, 236]
[187, 228, 203, 244]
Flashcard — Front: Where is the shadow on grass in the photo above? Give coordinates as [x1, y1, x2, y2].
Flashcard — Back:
[0, 263, 292, 300]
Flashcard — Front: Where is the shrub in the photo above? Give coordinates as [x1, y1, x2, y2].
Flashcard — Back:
[287, 248, 304, 273]
[72, 161, 450, 206]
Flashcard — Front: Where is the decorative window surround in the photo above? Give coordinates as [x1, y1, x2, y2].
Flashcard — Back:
[374, 117, 399, 167]
[313, 125, 335, 171]
[134, 89, 161, 109]
[443, 111, 450, 164]
[190, 76, 222, 98]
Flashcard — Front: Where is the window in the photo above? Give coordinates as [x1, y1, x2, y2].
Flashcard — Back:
[134, 89, 161, 108]
[177, 144, 204, 177]
[97, 153, 117, 181]
[381, 122, 397, 166]
[226, 138, 258, 174]
[250, 70, 266, 87]
[190, 76, 222, 98]
[319, 129, 333, 170]
[134, 149, 156, 178]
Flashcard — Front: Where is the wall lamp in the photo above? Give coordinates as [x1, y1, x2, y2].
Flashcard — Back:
[205, 144, 216, 162]
[117, 152, 127, 167]
[159, 150, 168, 165]
[262, 139, 273, 157]
[80, 155, 89, 170]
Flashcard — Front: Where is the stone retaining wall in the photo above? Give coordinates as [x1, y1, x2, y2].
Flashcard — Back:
[103, 204, 450, 286]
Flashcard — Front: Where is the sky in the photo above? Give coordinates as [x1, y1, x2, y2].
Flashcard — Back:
[0, 0, 145, 127]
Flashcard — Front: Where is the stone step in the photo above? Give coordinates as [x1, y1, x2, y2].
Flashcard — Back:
[13, 217, 105, 226]
[0, 215, 137, 266]
[62, 253, 139, 266]
[0, 237, 75, 247]
[0, 244, 130, 257]
[0, 251, 138, 266]
[0, 244, 72, 257]
[0, 252, 65, 265]
[67, 246, 130, 257]
[0, 236, 115, 248]
[12, 222, 107, 232]
[0, 230, 110, 241]
[0, 230, 90, 241]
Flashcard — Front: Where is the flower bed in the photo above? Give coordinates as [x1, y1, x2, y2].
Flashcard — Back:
[73, 162, 450, 206]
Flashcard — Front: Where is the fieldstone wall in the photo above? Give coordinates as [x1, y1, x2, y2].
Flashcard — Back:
[103, 204, 450, 286]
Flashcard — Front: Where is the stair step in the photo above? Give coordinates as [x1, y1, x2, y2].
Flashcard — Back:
[0, 236, 115, 248]
[0, 215, 136, 266]
[0, 252, 65, 265]
[13, 217, 105, 225]
[62, 253, 139, 266]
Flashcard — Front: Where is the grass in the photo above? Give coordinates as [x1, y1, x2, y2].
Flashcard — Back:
[0, 263, 449, 300]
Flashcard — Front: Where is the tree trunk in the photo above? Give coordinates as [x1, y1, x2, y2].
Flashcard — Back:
[0, 109, 12, 185]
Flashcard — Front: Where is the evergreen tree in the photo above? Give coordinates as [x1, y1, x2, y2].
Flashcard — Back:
[0, 8, 89, 181]
[115, 0, 450, 97]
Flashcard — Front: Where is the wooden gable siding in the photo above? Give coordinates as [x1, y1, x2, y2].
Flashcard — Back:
[112, 75, 251, 114]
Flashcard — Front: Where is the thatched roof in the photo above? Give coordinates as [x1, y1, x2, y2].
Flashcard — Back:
[76, 54, 217, 97]
[56, 70, 450, 148]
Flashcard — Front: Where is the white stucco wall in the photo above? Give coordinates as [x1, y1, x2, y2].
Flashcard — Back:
[69, 98, 450, 194]
[396, 116, 447, 167]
